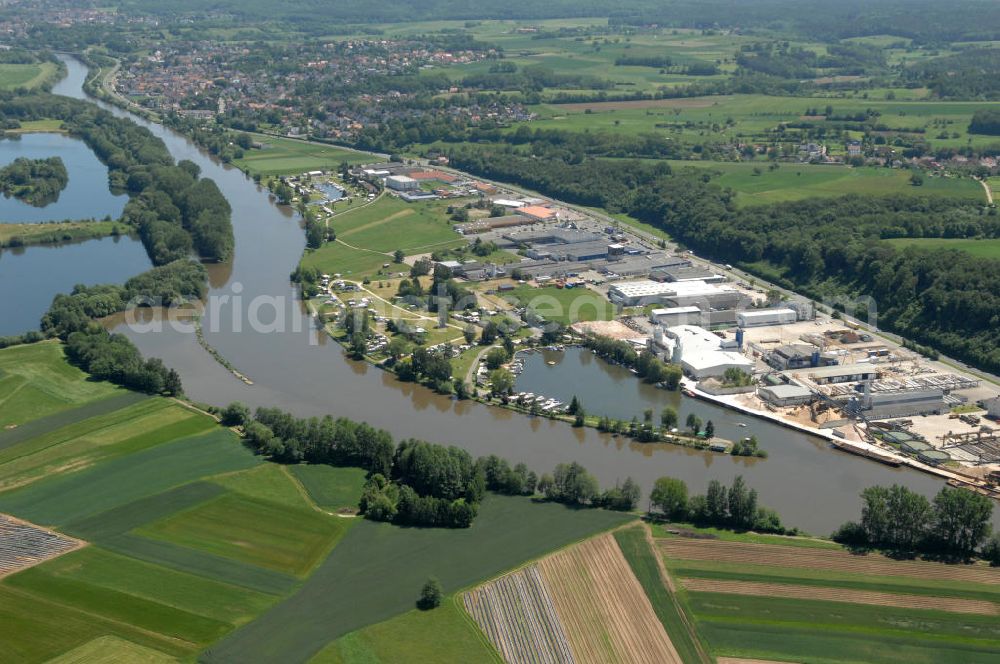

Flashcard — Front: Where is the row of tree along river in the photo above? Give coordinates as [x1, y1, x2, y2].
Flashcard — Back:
[31, 54, 987, 535]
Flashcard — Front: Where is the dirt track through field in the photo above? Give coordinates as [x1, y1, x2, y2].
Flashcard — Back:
[681, 578, 998, 615]
[660, 538, 1000, 585]
[538, 534, 682, 664]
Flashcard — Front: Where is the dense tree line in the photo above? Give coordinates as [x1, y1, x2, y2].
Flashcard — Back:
[41, 260, 207, 339]
[581, 335, 682, 389]
[904, 49, 1000, 101]
[649, 474, 791, 534]
[64, 328, 182, 396]
[233, 403, 637, 527]
[969, 108, 1000, 136]
[833, 484, 994, 560]
[0, 156, 68, 206]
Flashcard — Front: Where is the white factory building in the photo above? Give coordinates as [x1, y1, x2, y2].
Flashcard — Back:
[737, 308, 798, 328]
[609, 279, 739, 308]
[651, 324, 755, 380]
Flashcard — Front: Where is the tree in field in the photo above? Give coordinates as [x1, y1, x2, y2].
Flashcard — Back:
[549, 462, 599, 505]
[463, 324, 476, 344]
[650, 476, 688, 518]
[485, 347, 510, 370]
[393, 248, 405, 263]
[417, 577, 442, 610]
[861, 484, 929, 551]
[686, 413, 702, 435]
[930, 487, 993, 559]
[660, 407, 678, 430]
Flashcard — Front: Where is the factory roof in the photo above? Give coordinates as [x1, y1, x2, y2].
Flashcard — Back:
[740, 308, 797, 320]
[651, 306, 702, 317]
[761, 384, 814, 398]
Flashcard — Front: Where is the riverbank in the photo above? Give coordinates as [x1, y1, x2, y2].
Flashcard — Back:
[0, 220, 125, 249]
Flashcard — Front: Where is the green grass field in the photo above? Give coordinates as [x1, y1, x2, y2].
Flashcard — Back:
[0, 62, 57, 90]
[138, 492, 350, 577]
[290, 464, 367, 511]
[0, 220, 122, 248]
[203, 495, 633, 663]
[664, 161, 985, 206]
[614, 527, 707, 664]
[0, 342, 123, 428]
[310, 599, 500, 663]
[662, 536, 1000, 664]
[233, 134, 370, 176]
[302, 195, 467, 279]
[886, 237, 1000, 259]
[508, 285, 615, 324]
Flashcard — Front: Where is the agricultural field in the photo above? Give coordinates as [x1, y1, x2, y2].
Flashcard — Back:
[464, 565, 575, 664]
[202, 495, 633, 663]
[525, 94, 1000, 152]
[538, 533, 681, 664]
[233, 134, 370, 176]
[886, 237, 1000, 259]
[662, 160, 985, 206]
[659, 536, 1000, 664]
[312, 600, 501, 663]
[289, 464, 367, 512]
[508, 286, 615, 325]
[0, 514, 81, 578]
[0, 341, 124, 428]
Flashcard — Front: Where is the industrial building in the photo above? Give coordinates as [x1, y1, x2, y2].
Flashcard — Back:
[846, 386, 947, 420]
[737, 308, 798, 328]
[759, 384, 815, 407]
[608, 280, 742, 308]
[653, 265, 726, 284]
[765, 344, 838, 371]
[797, 364, 879, 386]
[650, 306, 702, 327]
[651, 325, 755, 380]
[385, 175, 419, 192]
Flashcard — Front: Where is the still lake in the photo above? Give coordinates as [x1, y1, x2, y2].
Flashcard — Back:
[0, 132, 127, 223]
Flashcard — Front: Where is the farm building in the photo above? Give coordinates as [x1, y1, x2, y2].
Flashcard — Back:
[759, 384, 815, 407]
[737, 308, 798, 328]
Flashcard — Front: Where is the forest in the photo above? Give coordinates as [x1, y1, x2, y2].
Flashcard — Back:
[0, 156, 67, 206]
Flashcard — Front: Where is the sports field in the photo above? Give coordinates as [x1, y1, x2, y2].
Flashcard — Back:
[886, 237, 1000, 259]
[233, 134, 370, 176]
[659, 535, 1000, 664]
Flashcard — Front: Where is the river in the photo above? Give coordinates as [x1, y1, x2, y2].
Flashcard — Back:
[46, 55, 978, 535]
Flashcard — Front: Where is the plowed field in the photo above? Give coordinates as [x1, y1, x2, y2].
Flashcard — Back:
[661, 538, 1000, 585]
[538, 534, 682, 664]
[681, 578, 998, 615]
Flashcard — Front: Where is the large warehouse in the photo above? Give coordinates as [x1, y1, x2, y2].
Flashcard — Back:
[657, 324, 755, 380]
[608, 279, 740, 308]
[737, 308, 798, 328]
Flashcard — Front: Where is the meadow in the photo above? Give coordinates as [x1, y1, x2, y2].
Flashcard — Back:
[202, 495, 633, 663]
[659, 535, 1000, 664]
[234, 134, 370, 176]
[0, 220, 124, 249]
[0, 62, 58, 91]
[508, 285, 615, 324]
[302, 195, 467, 279]
[886, 237, 1000, 259]
[664, 161, 985, 206]
[290, 464, 367, 512]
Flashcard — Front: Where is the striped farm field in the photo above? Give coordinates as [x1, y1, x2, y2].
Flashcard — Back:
[538, 533, 682, 664]
[680, 578, 997, 615]
[463, 564, 574, 664]
[661, 535, 1000, 664]
[660, 537, 1000, 585]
